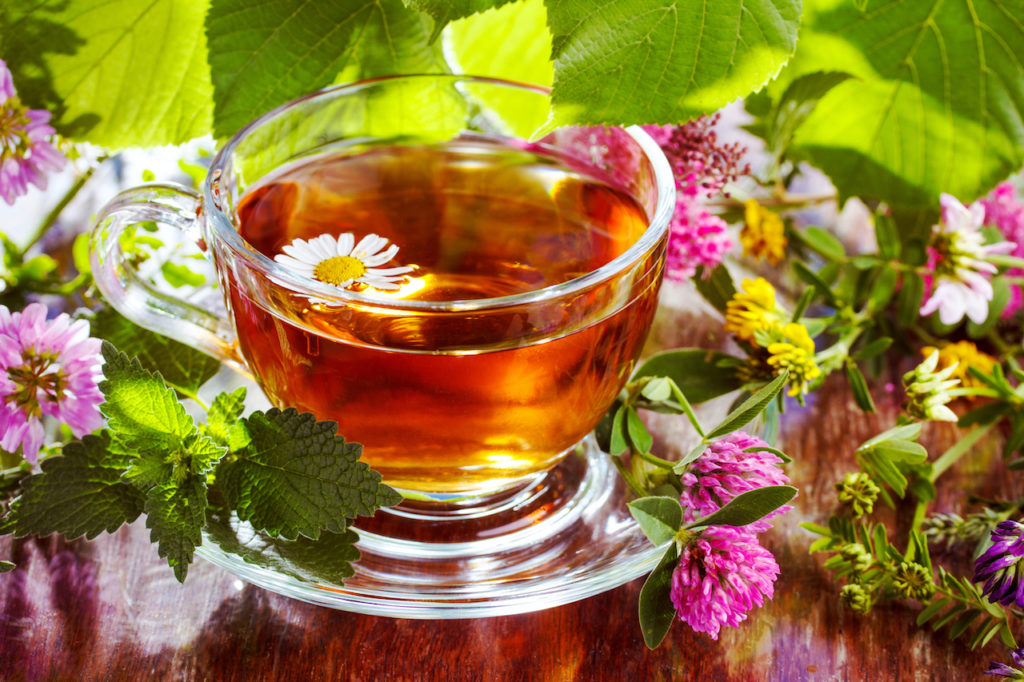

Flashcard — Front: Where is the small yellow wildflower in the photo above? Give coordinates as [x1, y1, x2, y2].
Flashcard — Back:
[921, 341, 997, 390]
[741, 199, 787, 265]
[724, 277, 779, 342]
[765, 322, 821, 397]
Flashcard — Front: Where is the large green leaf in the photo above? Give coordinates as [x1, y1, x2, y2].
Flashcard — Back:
[445, 0, 553, 87]
[790, 0, 1024, 210]
[544, 0, 802, 127]
[206, 0, 447, 138]
[408, 0, 516, 35]
[0, 0, 213, 147]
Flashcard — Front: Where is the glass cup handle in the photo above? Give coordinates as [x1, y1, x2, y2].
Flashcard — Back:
[89, 183, 243, 369]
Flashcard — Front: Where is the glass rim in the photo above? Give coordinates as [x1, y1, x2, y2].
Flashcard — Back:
[204, 74, 676, 313]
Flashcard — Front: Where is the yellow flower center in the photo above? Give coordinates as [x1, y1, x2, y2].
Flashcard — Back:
[313, 256, 366, 286]
[725, 277, 779, 342]
[740, 200, 787, 265]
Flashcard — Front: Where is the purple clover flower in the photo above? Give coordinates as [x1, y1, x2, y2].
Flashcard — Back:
[680, 431, 792, 532]
[0, 59, 65, 205]
[985, 648, 1024, 679]
[0, 303, 104, 462]
[974, 520, 1024, 607]
[670, 525, 780, 640]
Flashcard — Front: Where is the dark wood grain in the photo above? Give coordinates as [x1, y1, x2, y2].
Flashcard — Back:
[1, 284, 1018, 682]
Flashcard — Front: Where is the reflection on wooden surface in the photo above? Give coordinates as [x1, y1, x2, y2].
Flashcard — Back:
[1, 284, 1019, 681]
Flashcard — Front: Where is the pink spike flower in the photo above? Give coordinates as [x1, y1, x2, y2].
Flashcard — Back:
[670, 525, 780, 639]
[680, 431, 792, 533]
[0, 59, 66, 205]
[0, 303, 104, 462]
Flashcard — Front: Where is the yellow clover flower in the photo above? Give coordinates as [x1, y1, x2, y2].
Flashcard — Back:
[741, 199, 787, 265]
[765, 322, 821, 397]
[921, 341, 997, 391]
[724, 277, 779, 342]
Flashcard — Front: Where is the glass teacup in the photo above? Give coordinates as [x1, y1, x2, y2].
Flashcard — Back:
[90, 75, 675, 499]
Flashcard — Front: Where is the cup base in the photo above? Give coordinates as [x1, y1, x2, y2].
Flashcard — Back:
[196, 436, 663, 618]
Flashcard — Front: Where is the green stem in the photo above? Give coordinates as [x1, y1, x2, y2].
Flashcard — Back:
[611, 456, 646, 497]
[929, 422, 996, 482]
[815, 326, 866, 374]
[21, 160, 103, 255]
[632, 448, 677, 470]
[947, 387, 1005, 400]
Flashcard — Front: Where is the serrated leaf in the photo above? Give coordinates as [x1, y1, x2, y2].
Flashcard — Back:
[0, 0, 213, 147]
[5, 433, 145, 540]
[409, 0, 515, 36]
[628, 496, 683, 546]
[204, 507, 360, 585]
[705, 371, 789, 439]
[544, 0, 801, 128]
[145, 475, 207, 583]
[91, 308, 220, 399]
[99, 342, 197, 457]
[202, 387, 250, 451]
[685, 485, 797, 530]
[789, 0, 1024, 210]
[626, 407, 654, 455]
[693, 265, 737, 314]
[218, 409, 401, 540]
[206, 0, 446, 138]
[639, 545, 680, 649]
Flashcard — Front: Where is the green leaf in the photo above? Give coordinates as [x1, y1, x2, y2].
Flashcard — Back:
[874, 214, 902, 260]
[852, 337, 893, 361]
[408, 0, 515, 36]
[627, 496, 683, 546]
[543, 0, 801, 127]
[640, 377, 673, 403]
[867, 267, 898, 313]
[968, 277, 1012, 338]
[845, 361, 876, 413]
[204, 507, 360, 586]
[5, 433, 145, 540]
[632, 349, 742, 404]
[159, 262, 206, 289]
[789, 0, 1024, 210]
[685, 485, 797, 530]
[638, 545, 680, 649]
[0, 561, 14, 573]
[218, 408, 402, 540]
[705, 371, 789, 440]
[766, 70, 854, 159]
[1, 0, 213, 147]
[144, 475, 208, 583]
[801, 226, 846, 261]
[91, 308, 220, 399]
[875, 440, 928, 463]
[206, 0, 446, 138]
[626, 407, 653, 455]
[98, 342, 197, 458]
[693, 265, 736, 314]
[202, 387, 250, 451]
[917, 597, 952, 625]
[609, 405, 629, 456]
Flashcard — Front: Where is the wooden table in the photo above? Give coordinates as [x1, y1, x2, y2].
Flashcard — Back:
[1, 293, 1018, 681]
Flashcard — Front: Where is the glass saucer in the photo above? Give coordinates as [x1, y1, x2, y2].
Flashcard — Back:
[195, 437, 664, 619]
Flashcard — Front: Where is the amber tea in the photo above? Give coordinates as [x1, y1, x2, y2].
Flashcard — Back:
[229, 137, 664, 494]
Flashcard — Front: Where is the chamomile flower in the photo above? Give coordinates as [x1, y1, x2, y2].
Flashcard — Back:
[274, 233, 414, 293]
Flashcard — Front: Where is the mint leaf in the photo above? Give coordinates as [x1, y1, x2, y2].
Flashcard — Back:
[627, 496, 683, 546]
[201, 387, 250, 451]
[206, 0, 446, 138]
[218, 408, 402, 540]
[205, 508, 360, 585]
[145, 476, 208, 583]
[122, 432, 224, 488]
[0, 0, 212, 147]
[685, 485, 797, 529]
[91, 308, 221, 399]
[789, 0, 1024, 210]
[544, 0, 801, 127]
[4, 433, 145, 540]
[632, 349, 741, 404]
[639, 544, 679, 649]
[98, 342, 197, 458]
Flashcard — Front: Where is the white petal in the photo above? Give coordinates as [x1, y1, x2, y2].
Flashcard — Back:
[274, 254, 316, 276]
[360, 275, 402, 290]
[281, 239, 318, 264]
[310, 234, 341, 261]
[353, 234, 387, 258]
[367, 265, 414, 276]
[968, 201, 987, 231]
[963, 286, 991, 324]
[960, 269, 993, 299]
[335, 232, 355, 256]
[361, 244, 400, 267]
[936, 283, 967, 325]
